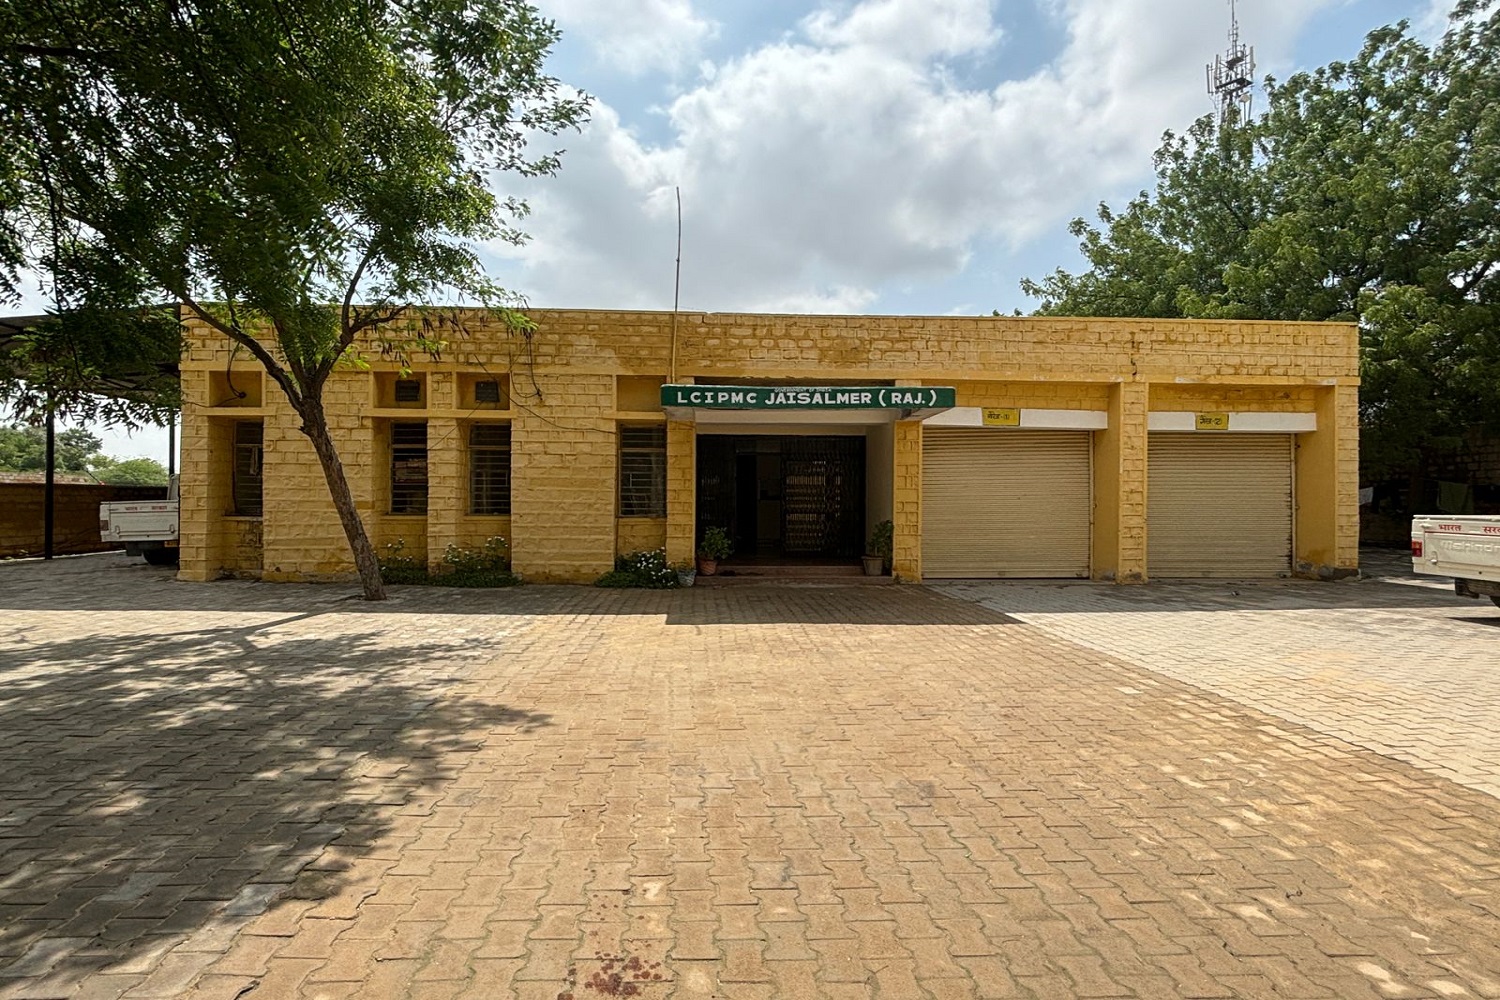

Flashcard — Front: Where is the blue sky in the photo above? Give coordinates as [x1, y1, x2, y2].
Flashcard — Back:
[476, 0, 1454, 318]
[15, 0, 1458, 462]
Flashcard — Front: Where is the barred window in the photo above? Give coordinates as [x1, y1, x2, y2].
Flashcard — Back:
[470, 423, 511, 515]
[232, 421, 263, 517]
[390, 422, 428, 514]
[619, 425, 667, 517]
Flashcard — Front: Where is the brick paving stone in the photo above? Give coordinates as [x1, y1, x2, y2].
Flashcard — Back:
[3, 554, 1500, 998]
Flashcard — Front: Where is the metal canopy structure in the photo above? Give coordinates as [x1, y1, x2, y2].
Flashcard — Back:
[1, 311, 182, 560]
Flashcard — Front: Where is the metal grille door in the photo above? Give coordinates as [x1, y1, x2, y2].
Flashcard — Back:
[782, 437, 865, 557]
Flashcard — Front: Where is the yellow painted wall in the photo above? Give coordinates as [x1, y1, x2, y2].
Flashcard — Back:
[1294, 385, 1361, 578]
[178, 311, 1360, 585]
[666, 417, 696, 565]
[891, 420, 923, 581]
[1092, 383, 1149, 583]
[1150, 384, 1318, 412]
[618, 518, 668, 557]
[953, 381, 1110, 410]
[510, 372, 616, 582]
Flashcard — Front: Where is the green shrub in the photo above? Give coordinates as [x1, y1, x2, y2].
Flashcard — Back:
[868, 519, 893, 569]
[379, 537, 520, 588]
[377, 539, 429, 585]
[697, 525, 732, 560]
[595, 548, 679, 589]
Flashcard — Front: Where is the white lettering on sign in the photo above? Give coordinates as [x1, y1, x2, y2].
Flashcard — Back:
[665, 384, 954, 409]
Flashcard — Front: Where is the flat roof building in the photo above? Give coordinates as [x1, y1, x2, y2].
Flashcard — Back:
[177, 310, 1360, 584]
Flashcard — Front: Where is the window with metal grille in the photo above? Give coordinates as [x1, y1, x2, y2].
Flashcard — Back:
[474, 380, 501, 403]
[469, 423, 511, 515]
[232, 421, 264, 516]
[619, 425, 667, 517]
[390, 422, 428, 514]
[394, 379, 422, 403]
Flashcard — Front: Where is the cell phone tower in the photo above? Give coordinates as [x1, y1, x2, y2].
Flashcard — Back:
[1207, 0, 1256, 122]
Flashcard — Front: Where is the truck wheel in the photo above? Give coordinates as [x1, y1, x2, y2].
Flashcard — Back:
[142, 547, 180, 566]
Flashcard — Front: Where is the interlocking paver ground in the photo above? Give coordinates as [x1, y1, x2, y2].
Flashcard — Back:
[2, 552, 1498, 1000]
[938, 549, 1500, 800]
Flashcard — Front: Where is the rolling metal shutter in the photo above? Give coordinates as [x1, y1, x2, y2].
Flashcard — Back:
[922, 429, 1092, 579]
[1148, 434, 1293, 578]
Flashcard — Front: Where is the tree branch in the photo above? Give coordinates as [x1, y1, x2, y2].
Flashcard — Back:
[175, 291, 301, 407]
[9, 43, 113, 60]
[341, 243, 377, 343]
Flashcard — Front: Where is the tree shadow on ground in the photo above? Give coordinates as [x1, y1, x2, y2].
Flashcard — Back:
[0, 610, 550, 994]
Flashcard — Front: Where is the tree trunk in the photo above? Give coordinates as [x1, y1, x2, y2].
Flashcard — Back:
[298, 396, 386, 600]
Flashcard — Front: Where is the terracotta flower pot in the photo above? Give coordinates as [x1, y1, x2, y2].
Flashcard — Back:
[697, 557, 718, 576]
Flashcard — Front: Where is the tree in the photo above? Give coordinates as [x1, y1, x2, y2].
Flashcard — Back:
[1, 0, 587, 599]
[0, 423, 102, 473]
[0, 307, 183, 432]
[89, 455, 170, 487]
[1022, 2, 1500, 492]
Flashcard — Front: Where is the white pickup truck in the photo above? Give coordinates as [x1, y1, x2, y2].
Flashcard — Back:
[99, 479, 180, 565]
[1411, 515, 1500, 607]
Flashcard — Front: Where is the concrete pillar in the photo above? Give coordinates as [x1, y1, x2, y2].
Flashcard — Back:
[891, 419, 923, 582]
[425, 415, 462, 573]
[1093, 381, 1149, 583]
[666, 418, 696, 565]
[1295, 383, 1360, 579]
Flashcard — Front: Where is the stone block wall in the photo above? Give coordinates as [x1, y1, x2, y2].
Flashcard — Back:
[0, 482, 170, 559]
[177, 310, 1360, 584]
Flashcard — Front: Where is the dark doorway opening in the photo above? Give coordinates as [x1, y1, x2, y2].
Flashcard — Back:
[697, 435, 866, 560]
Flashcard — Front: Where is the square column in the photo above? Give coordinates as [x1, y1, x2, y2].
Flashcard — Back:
[666, 418, 696, 565]
[891, 419, 923, 581]
[1093, 381, 1149, 583]
[1295, 384, 1360, 579]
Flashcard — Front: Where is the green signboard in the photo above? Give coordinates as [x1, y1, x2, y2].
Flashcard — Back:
[661, 384, 956, 410]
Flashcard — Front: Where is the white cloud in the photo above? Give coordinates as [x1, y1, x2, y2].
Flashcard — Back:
[1418, 0, 1485, 39]
[535, 0, 716, 76]
[802, 0, 1001, 60]
[492, 0, 1343, 314]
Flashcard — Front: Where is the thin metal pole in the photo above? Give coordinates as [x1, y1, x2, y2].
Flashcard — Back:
[670, 187, 682, 382]
[44, 393, 56, 560]
[168, 413, 177, 477]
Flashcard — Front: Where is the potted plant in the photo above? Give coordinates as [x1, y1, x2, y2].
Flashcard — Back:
[865, 520, 893, 576]
[671, 559, 697, 587]
[697, 526, 733, 576]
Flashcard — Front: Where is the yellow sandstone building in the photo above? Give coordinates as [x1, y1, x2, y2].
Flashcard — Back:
[177, 310, 1360, 585]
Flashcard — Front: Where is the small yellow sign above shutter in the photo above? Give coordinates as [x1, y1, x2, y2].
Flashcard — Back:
[1196, 412, 1231, 431]
[982, 407, 1021, 427]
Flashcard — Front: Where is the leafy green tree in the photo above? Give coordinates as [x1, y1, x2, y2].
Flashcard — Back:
[0, 423, 102, 473]
[1, 0, 587, 598]
[88, 455, 170, 487]
[1023, 2, 1500, 492]
[0, 306, 183, 431]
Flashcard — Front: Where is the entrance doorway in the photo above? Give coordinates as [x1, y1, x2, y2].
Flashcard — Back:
[697, 435, 866, 560]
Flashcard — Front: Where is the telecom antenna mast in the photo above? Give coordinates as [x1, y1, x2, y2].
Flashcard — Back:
[1207, 0, 1256, 122]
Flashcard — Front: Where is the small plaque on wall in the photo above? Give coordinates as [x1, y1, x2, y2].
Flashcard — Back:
[1196, 412, 1230, 431]
[982, 408, 1021, 427]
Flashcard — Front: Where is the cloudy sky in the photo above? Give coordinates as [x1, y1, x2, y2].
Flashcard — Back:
[484, 0, 1456, 317]
[17, 0, 1459, 460]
